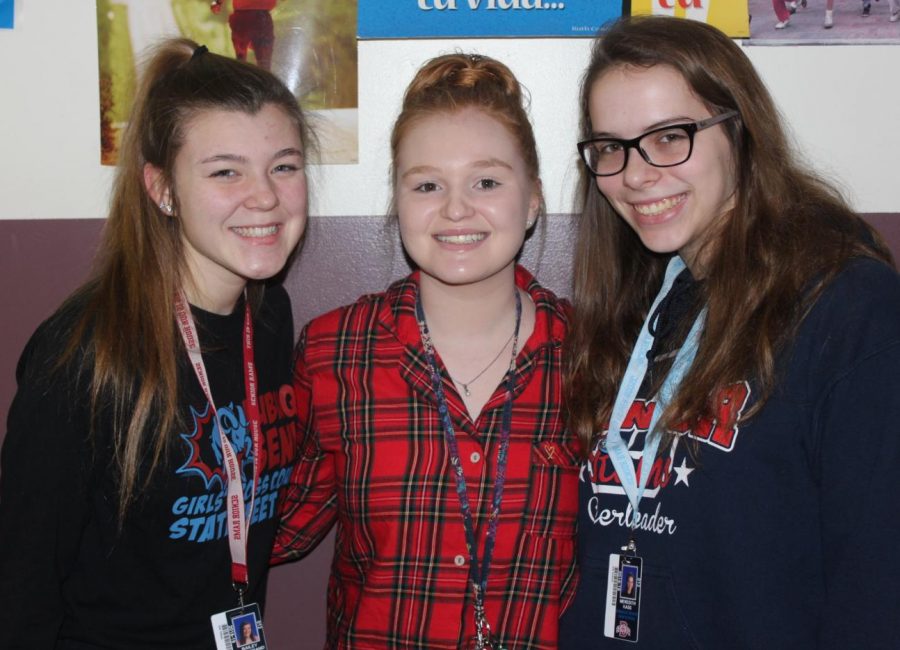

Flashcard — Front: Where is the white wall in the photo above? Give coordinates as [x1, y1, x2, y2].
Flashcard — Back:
[1, 1, 897, 221]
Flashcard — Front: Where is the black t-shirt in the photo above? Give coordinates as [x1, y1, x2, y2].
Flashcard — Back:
[0, 285, 297, 649]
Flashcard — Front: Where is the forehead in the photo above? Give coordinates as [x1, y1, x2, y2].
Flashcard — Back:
[178, 104, 301, 154]
[396, 107, 523, 166]
[588, 64, 708, 135]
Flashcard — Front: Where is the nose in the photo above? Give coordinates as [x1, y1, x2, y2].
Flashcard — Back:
[621, 147, 660, 190]
[442, 187, 474, 222]
[246, 174, 279, 210]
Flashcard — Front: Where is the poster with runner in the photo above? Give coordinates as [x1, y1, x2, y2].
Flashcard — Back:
[97, 0, 358, 165]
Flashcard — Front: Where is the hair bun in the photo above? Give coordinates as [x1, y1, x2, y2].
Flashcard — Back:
[403, 52, 522, 105]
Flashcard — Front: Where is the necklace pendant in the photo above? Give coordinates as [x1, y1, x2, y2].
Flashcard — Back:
[462, 384, 471, 397]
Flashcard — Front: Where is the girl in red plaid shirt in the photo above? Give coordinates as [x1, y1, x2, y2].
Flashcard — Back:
[273, 54, 579, 649]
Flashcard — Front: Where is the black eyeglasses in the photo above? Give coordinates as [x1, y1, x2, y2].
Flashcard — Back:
[577, 110, 739, 177]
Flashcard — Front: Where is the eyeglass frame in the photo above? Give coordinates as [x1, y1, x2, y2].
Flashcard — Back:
[576, 110, 740, 178]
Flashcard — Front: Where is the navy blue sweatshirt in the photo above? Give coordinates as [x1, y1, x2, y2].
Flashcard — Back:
[561, 259, 900, 649]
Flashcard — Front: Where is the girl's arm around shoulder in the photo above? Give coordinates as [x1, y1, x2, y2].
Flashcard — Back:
[270, 293, 389, 564]
[270, 322, 338, 565]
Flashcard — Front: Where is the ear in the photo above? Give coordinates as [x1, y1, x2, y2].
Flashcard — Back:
[143, 163, 172, 212]
[526, 178, 543, 228]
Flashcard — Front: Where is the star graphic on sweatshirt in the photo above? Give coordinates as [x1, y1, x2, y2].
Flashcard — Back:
[673, 457, 694, 487]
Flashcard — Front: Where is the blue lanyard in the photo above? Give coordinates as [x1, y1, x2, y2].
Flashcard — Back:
[415, 288, 521, 647]
[605, 256, 706, 526]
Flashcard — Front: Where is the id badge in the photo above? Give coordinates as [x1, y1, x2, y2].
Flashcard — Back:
[603, 553, 642, 643]
[211, 602, 268, 650]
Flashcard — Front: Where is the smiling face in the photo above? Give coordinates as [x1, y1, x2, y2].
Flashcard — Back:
[147, 103, 307, 311]
[394, 107, 540, 294]
[588, 64, 737, 274]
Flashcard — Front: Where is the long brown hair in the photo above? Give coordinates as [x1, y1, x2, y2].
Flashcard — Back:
[566, 16, 892, 456]
[63, 38, 312, 517]
[389, 52, 543, 215]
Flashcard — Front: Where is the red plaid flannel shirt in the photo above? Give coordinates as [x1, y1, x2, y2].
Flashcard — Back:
[273, 266, 579, 649]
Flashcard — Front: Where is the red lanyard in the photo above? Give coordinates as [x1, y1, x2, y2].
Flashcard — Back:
[175, 290, 261, 592]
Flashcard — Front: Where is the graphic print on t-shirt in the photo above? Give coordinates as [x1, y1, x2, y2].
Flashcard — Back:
[582, 382, 750, 537]
[178, 401, 254, 490]
[169, 384, 298, 543]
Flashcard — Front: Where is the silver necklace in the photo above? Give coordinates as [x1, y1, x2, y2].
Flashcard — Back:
[451, 328, 517, 397]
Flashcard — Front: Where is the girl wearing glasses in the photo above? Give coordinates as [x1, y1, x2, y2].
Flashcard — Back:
[0, 40, 311, 647]
[561, 16, 900, 649]
[273, 53, 578, 649]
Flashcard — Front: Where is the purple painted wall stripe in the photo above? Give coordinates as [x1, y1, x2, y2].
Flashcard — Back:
[1, 213, 898, 646]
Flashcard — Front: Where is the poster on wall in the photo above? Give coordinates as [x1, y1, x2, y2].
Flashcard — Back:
[0, 0, 13, 29]
[97, 0, 358, 166]
[359, 0, 623, 38]
[631, 0, 750, 37]
[747, 0, 900, 44]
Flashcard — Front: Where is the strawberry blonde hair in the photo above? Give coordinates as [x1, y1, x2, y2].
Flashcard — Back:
[389, 52, 543, 215]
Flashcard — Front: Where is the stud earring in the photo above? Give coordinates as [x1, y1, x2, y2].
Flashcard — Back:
[526, 218, 535, 229]
[159, 201, 173, 215]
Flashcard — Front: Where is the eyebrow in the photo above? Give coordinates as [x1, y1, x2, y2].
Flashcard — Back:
[400, 157, 514, 179]
[199, 147, 304, 164]
[590, 116, 696, 139]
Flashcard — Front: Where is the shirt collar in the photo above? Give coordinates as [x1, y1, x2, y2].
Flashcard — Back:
[377, 265, 568, 354]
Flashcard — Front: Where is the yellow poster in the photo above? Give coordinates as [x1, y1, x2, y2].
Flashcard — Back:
[631, 0, 749, 38]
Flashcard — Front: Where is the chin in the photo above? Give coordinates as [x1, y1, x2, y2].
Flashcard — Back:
[636, 233, 687, 257]
[242, 261, 290, 281]
[432, 263, 515, 289]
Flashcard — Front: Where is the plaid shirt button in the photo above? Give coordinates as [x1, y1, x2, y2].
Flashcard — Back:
[454, 554, 466, 567]
[470, 451, 481, 463]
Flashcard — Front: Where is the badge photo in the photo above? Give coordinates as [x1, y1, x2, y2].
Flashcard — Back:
[211, 603, 268, 650]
